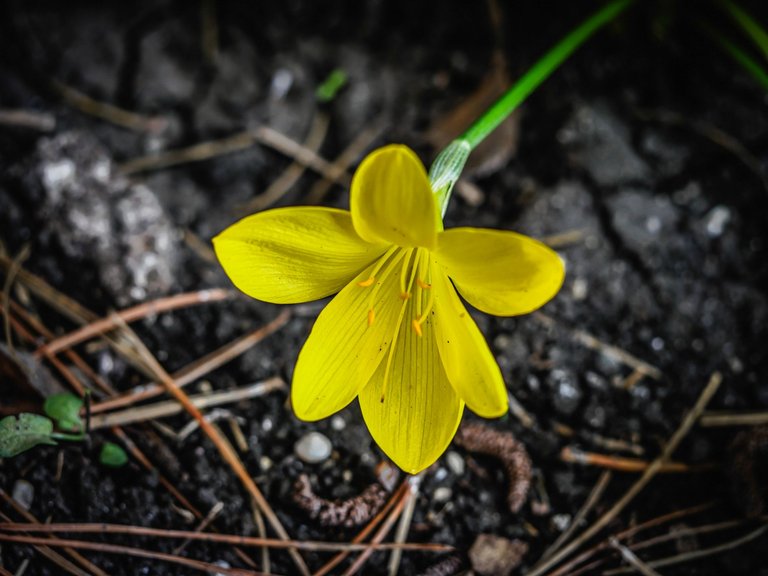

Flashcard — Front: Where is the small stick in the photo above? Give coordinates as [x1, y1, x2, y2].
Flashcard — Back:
[118, 126, 352, 188]
[312, 481, 410, 576]
[540, 228, 588, 248]
[0, 109, 55, 131]
[89, 378, 285, 429]
[306, 119, 388, 204]
[36, 289, 233, 357]
[2, 244, 30, 354]
[534, 312, 663, 380]
[388, 474, 422, 576]
[527, 372, 722, 576]
[52, 80, 166, 133]
[239, 112, 329, 213]
[507, 389, 537, 429]
[560, 447, 701, 473]
[0, 493, 109, 576]
[172, 501, 224, 555]
[340, 476, 421, 576]
[606, 523, 768, 575]
[609, 537, 662, 576]
[89, 309, 291, 414]
[111, 320, 311, 576]
[0, 522, 453, 553]
[700, 411, 768, 427]
[0, 534, 259, 576]
[539, 471, 611, 563]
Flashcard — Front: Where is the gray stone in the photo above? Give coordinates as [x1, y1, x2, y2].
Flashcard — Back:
[12, 479, 34, 510]
[34, 132, 180, 306]
[294, 432, 332, 464]
[559, 102, 650, 186]
[469, 534, 528, 576]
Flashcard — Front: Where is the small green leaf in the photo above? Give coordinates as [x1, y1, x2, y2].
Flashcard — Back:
[99, 442, 128, 468]
[44, 393, 84, 432]
[315, 68, 348, 103]
[0, 413, 57, 458]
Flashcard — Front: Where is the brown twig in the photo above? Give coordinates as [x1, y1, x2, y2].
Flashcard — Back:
[0, 109, 56, 131]
[528, 372, 722, 576]
[0, 534, 261, 576]
[454, 423, 533, 513]
[305, 119, 388, 204]
[559, 447, 702, 473]
[0, 521, 452, 553]
[340, 475, 422, 576]
[540, 472, 612, 563]
[609, 537, 662, 576]
[0, 493, 108, 576]
[2, 244, 30, 354]
[89, 378, 286, 429]
[240, 112, 330, 213]
[52, 80, 167, 133]
[533, 312, 663, 381]
[700, 411, 768, 427]
[118, 126, 352, 188]
[112, 319, 311, 576]
[89, 308, 291, 414]
[312, 480, 410, 576]
[36, 289, 233, 357]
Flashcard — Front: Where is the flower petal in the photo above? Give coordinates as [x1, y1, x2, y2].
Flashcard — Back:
[213, 207, 387, 304]
[431, 267, 508, 417]
[359, 295, 464, 473]
[351, 145, 438, 250]
[435, 228, 565, 316]
[292, 253, 405, 421]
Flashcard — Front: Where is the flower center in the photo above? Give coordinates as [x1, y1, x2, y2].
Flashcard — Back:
[357, 246, 434, 402]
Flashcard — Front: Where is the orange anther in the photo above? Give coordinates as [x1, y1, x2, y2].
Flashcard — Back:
[367, 309, 375, 326]
[412, 318, 423, 337]
[399, 292, 411, 300]
[417, 278, 431, 289]
[358, 277, 375, 287]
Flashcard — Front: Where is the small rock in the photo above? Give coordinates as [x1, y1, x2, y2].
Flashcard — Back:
[445, 450, 465, 476]
[331, 416, 346, 431]
[433, 487, 452, 503]
[294, 432, 332, 464]
[553, 513, 571, 532]
[12, 479, 34, 510]
[469, 534, 529, 576]
[704, 205, 731, 238]
[548, 369, 582, 416]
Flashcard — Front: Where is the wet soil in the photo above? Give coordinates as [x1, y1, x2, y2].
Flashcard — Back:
[1, 1, 768, 574]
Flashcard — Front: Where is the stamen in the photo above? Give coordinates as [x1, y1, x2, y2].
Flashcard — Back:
[366, 248, 407, 328]
[357, 245, 398, 288]
[412, 250, 434, 336]
[417, 278, 431, 289]
[381, 246, 420, 403]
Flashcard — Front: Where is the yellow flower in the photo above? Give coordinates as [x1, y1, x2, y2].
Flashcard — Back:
[213, 145, 564, 473]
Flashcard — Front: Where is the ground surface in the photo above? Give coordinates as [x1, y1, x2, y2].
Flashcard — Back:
[1, 1, 767, 575]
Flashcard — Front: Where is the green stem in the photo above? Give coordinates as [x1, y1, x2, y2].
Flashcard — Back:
[461, 0, 633, 150]
[701, 21, 768, 92]
[718, 0, 768, 62]
[429, 0, 633, 215]
[50, 432, 87, 442]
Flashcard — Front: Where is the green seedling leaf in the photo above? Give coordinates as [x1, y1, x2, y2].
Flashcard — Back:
[315, 68, 348, 103]
[99, 442, 128, 468]
[44, 393, 83, 432]
[0, 413, 56, 458]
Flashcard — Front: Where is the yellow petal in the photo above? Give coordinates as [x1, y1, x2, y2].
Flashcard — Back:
[351, 145, 438, 250]
[213, 207, 387, 304]
[435, 228, 565, 316]
[431, 267, 508, 417]
[359, 293, 464, 473]
[292, 252, 405, 421]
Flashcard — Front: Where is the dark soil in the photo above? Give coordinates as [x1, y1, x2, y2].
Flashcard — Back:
[1, 1, 768, 575]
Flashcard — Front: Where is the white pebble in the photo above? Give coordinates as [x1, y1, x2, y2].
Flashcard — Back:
[433, 487, 453, 503]
[294, 432, 332, 464]
[445, 451, 465, 476]
[12, 480, 34, 510]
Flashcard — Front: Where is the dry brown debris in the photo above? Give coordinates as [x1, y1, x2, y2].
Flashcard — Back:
[292, 474, 389, 528]
[454, 423, 533, 513]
